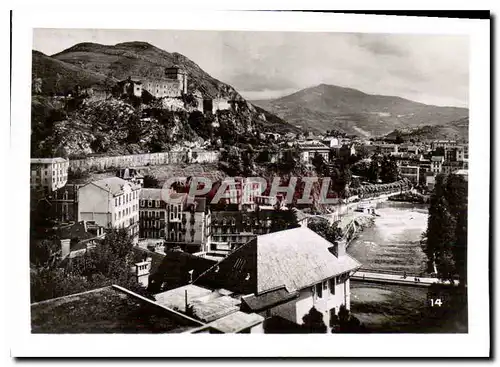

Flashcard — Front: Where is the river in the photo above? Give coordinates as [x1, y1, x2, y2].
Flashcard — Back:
[347, 201, 467, 333]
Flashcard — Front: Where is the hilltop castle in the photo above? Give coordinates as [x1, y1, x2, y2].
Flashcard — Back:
[119, 66, 188, 99]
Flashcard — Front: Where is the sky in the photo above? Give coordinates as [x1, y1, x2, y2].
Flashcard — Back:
[33, 29, 469, 107]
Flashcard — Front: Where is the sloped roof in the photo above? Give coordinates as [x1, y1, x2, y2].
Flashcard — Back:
[197, 227, 361, 295]
[86, 177, 138, 195]
[140, 188, 163, 201]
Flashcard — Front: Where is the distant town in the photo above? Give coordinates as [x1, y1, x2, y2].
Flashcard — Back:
[30, 41, 469, 334]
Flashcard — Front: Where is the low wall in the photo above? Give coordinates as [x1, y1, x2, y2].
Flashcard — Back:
[69, 150, 219, 173]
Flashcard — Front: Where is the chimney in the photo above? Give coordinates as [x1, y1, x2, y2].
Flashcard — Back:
[135, 257, 152, 288]
[60, 239, 71, 259]
[337, 238, 347, 257]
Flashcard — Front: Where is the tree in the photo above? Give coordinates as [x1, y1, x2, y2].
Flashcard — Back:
[219, 146, 244, 176]
[302, 306, 327, 333]
[143, 175, 160, 188]
[31, 229, 149, 303]
[331, 305, 364, 333]
[269, 208, 300, 233]
[312, 153, 328, 176]
[423, 174, 467, 286]
[355, 145, 370, 160]
[308, 219, 343, 244]
[380, 156, 399, 183]
[30, 236, 61, 269]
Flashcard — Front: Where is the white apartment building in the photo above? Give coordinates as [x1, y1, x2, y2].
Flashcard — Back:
[78, 177, 141, 244]
[431, 156, 445, 174]
[30, 157, 69, 194]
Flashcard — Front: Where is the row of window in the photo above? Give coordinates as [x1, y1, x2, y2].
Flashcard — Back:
[142, 220, 163, 229]
[140, 199, 163, 208]
[114, 206, 138, 221]
[140, 210, 165, 219]
[115, 191, 138, 207]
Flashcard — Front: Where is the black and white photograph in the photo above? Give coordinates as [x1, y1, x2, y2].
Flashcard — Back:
[7, 8, 490, 358]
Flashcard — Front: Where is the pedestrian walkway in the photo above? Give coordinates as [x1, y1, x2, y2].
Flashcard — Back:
[351, 270, 456, 287]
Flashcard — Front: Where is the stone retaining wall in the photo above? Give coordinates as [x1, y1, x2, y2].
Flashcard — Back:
[69, 150, 219, 173]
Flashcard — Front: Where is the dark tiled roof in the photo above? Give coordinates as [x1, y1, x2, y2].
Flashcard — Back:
[148, 250, 216, 293]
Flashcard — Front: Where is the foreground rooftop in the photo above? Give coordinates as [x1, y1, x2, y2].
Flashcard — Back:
[31, 285, 203, 334]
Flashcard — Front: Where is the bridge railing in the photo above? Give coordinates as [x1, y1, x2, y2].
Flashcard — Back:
[356, 267, 431, 278]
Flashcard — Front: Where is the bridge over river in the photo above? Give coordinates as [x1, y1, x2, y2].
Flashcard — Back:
[351, 268, 457, 288]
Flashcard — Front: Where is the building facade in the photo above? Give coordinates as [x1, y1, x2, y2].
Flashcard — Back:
[139, 188, 167, 240]
[399, 165, 420, 184]
[50, 184, 82, 222]
[298, 141, 330, 164]
[30, 157, 69, 194]
[77, 177, 141, 244]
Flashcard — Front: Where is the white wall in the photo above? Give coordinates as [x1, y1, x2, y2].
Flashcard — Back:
[78, 184, 112, 227]
[270, 274, 351, 330]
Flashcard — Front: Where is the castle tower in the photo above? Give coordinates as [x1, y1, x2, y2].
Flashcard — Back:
[165, 66, 188, 95]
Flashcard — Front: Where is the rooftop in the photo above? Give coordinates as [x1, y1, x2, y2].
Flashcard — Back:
[198, 227, 361, 295]
[87, 177, 140, 196]
[204, 311, 264, 333]
[31, 286, 202, 334]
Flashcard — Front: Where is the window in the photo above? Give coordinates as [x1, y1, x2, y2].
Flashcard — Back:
[329, 278, 335, 295]
[148, 200, 152, 208]
[315, 283, 323, 298]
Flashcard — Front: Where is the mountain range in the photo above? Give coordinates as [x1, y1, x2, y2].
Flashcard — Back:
[32, 41, 468, 142]
[252, 84, 469, 139]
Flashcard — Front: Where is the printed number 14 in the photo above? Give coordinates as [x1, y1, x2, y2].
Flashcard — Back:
[430, 298, 442, 307]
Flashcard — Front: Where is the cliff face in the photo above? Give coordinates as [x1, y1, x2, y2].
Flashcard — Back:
[45, 41, 244, 100]
[31, 42, 301, 158]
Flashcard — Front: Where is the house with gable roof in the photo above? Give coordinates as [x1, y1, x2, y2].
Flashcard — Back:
[194, 226, 361, 330]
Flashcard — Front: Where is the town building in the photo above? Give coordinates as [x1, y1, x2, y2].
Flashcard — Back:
[431, 156, 445, 174]
[321, 136, 340, 148]
[399, 165, 420, 184]
[431, 140, 458, 150]
[50, 184, 82, 222]
[442, 161, 466, 175]
[139, 188, 167, 240]
[425, 172, 436, 191]
[297, 140, 330, 164]
[77, 177, 141, 244]
[57, 221, 106, 259]
[118, 77, 143, 98]
[374, 143, 399, 155]
[196, 227, 361, 331]
[30, 157, 69, 194]
[117, 168, 144, 187]
[139, 189, 210, 254]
